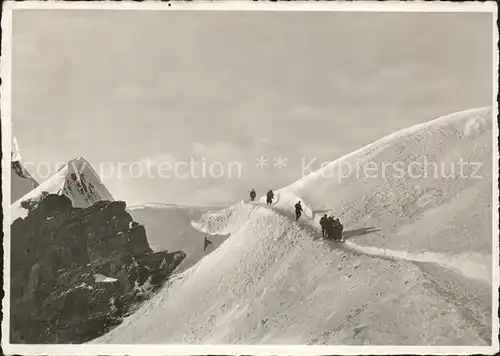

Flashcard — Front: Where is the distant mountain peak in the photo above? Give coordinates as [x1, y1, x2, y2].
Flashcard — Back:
[11, 156, 114, 222]
[11, 136, 39, 203]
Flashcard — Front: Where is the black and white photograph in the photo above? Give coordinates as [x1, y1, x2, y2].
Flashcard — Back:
[1, 1, 499, 355]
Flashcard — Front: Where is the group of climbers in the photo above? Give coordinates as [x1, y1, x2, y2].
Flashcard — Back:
[249, 189, 343, 240]
[319, 214, 344, 241]
[206, 190, 344, 252]
[252, 188, 274, 205]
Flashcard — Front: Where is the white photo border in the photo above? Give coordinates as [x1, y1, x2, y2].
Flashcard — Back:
[1, 1, 498, 355]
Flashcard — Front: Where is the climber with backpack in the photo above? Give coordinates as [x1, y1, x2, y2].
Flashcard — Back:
[334, 218, 344, 241]
[294, 201, 303, 221]
[266, 190, 274, 205]
[319, 214, 328, 237]
[326, 215, 335, 239]
[250, 189, 256, 202]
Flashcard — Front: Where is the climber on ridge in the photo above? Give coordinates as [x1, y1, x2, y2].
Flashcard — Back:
[324, 216, 344, 241]
[326, 215, 335, 239]
[294, 201, 303, 221]
[334, 218, 344, 241]
[319, 214, 328, 237]
[250, 189, 256, 202]
[266, 190, 274, 205]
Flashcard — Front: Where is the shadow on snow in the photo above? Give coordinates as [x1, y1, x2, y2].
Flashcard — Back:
[342, 227, 381, 240]
[248, 201, 381, 257]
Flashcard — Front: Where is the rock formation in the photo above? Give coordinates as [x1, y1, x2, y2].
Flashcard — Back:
[10, 194, 186, 343]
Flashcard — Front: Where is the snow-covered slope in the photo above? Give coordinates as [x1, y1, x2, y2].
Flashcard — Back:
[11, 137, 39, 203]
[280, 107, 493, 256]
[95, 107, 495, 345]
[127, 204, 229, 273]
[11, 157, 114, 222]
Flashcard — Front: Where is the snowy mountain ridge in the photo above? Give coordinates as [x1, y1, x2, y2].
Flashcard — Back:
[284, 106, 491, 195]
[128, 203, 195, 211]
[95, 107, 495, 345]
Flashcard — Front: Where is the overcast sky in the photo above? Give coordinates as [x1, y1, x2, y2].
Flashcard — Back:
[11, 9, 493, 207]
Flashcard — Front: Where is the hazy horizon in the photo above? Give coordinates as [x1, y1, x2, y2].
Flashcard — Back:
[11, 10, 493, 206]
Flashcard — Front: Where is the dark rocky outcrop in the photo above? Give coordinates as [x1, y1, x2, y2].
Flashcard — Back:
[10, 194, 186, 344]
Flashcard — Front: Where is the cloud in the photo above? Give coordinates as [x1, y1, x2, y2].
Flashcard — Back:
[255, 137, 271, 145]
[191, 143, 207, 156]
[140, 153, 178, 168]
[192, 186, 240, 207]
[112, 83, 145, 100]
[287, 105, 328, 121]
[190, 142, 243, 162]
